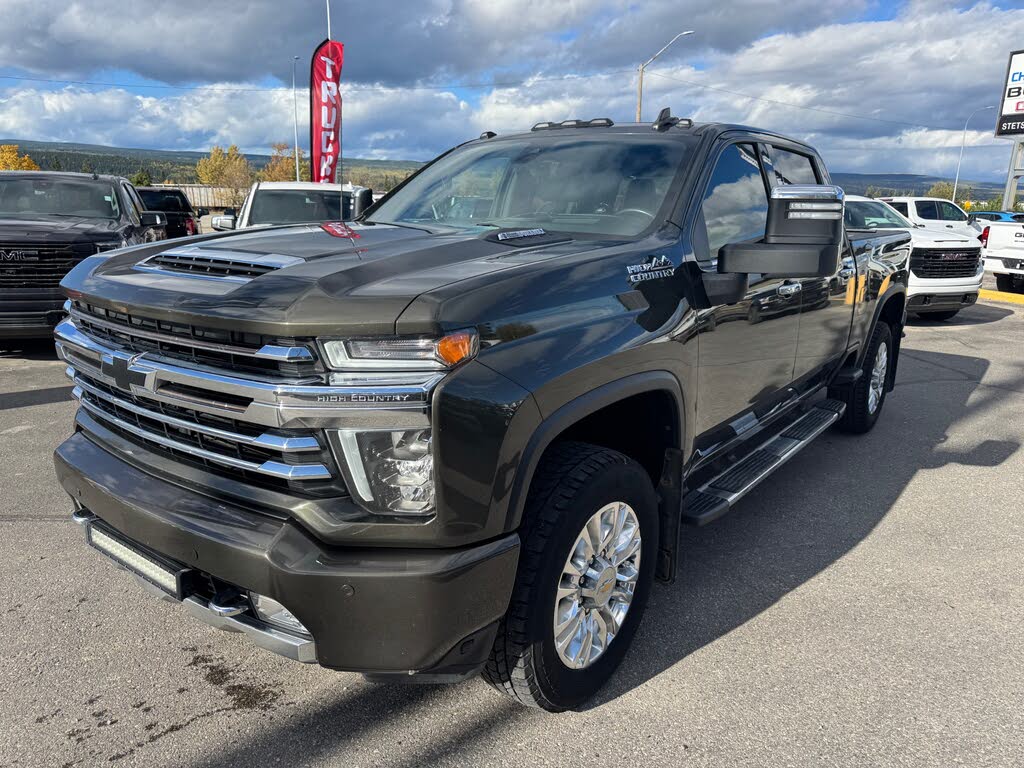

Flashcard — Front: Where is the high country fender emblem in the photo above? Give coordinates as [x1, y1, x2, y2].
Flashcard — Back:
[496, 228, 546, 241]
[0, 249, 39, 261]
[627, 254, 674, 283]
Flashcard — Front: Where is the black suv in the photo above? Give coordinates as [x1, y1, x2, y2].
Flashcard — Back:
[55, 115, 910, 711]
[0, 172, 166, 340]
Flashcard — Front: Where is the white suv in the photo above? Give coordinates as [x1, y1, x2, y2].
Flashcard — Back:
[845, 196, 984, 320]
[212, 182, 372, 230]
[879, 196, 980, 238]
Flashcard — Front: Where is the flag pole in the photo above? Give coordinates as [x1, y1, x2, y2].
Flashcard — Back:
[326, 0, 331, 39]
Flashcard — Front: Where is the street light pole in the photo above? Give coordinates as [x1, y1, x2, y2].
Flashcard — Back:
[636, 30, 694, 122]
[952, 105, 995, 204]
[291, 55, 301, 182]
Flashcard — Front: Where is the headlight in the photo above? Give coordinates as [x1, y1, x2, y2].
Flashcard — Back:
[333, 428, 434, 515]
[320, 330, 478, 371]
[95, 239, 129, 253]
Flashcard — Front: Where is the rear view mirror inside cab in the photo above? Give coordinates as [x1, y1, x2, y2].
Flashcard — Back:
[719, 184, 844, 278]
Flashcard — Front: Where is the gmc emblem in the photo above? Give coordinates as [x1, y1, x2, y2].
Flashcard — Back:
[0, 250, 39, 262]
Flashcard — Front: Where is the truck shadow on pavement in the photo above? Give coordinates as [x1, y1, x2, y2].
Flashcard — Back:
[589, 345, 1020, 708]
[0, 338, 59, 360]
[907, 303, 1013, 326]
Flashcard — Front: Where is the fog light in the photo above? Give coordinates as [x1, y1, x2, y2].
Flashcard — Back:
[334, 428, 435, 515]
[250, 593, 310, 636]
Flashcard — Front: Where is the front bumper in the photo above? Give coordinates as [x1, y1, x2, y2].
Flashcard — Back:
[0, 297, 66, 339]
[55, 431, 520, 676]
[907, 292, 978, 312]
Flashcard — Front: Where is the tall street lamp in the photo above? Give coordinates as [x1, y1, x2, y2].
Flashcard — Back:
[952, 105, 995, 204]
[291, 55, 301, 182]
[636, 30, 694, 122]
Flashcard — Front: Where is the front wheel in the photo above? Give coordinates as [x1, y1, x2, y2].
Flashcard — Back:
[831, 321, 892, 434]
[483, 442, 659, 711]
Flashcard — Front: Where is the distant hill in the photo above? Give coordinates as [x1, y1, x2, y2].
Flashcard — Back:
[830, 172, 1005, 200]
[0, 139, 1007, 200]
[0, 138, 424, 189]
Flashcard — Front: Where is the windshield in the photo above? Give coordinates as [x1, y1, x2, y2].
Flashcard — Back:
[366, 135, 693, 237]
[0, 177, 121, 219]
[249, 189, 351, 224]
[845, 200, 914, 229]
[138, 189, 192, 213]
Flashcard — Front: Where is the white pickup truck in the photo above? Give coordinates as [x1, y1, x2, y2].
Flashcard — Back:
[846, 196, 983, 320]
[212, 181, 372, 231]
[981, 221, 1024, 293]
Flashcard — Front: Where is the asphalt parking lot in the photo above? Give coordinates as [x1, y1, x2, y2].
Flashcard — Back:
[1, 299, 1022, 768]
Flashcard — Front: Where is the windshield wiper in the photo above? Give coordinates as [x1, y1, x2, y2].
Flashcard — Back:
[363, 219, 437, 233]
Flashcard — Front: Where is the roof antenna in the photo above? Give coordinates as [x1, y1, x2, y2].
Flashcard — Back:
[652, 107, 679, 131]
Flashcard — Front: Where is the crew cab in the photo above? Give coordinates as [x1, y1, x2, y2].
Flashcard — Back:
[0, 172, 165, 341]
[211, 181, 372, 231]
[981, 220, 1024, 292]
[137, 186, 207, 238]
[54, 114, 909, 712]
[880, 196, 980, 238]
[845, 195, 982, 320]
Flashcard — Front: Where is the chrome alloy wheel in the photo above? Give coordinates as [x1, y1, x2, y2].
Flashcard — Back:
[868, 340, 888, 414]
[553, 501, 642, 669]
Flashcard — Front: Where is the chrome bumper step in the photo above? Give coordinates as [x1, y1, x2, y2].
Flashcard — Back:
[682, 399, 846, 526]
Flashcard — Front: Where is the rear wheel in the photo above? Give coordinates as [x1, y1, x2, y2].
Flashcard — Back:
[831, 321, 892, 434]
[995, 274, 1018, 293]
[483, 442, 659, 711]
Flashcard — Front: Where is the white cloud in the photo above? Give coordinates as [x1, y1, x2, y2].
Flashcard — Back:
[0, 1, 1023, 180]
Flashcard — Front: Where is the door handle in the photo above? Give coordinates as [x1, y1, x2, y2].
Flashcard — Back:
[838, 267, 856, 279]
[778, 283, 802, 297]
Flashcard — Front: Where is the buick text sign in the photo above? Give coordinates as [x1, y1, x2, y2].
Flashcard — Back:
[996, 49, 1024, 137]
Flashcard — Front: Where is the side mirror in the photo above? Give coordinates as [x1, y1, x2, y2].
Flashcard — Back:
[211, 215, 236, 231]
[196, 207, 209, 218]
[140, 211, 166, 227]
[719, 185, 844, 278]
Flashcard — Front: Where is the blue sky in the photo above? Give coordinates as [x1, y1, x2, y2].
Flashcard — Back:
[0, 1, 1022, 181]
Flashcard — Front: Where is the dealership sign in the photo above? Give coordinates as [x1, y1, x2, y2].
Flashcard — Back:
[996, 49, 1024, 137]
[310, 38, 345, 182]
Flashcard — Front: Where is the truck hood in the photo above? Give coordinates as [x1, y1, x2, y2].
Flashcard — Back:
[908, 227, 979, 247]
[61, 221, 591, 337]
[0, 214, 123, 243]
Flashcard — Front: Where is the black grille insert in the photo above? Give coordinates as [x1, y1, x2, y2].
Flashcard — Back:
[910, 247, 981, 279]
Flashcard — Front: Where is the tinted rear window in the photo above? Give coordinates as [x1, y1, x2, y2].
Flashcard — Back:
[138, 189, 192, 213]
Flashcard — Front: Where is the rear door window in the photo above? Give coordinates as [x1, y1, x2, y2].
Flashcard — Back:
[769, 147, 819, 185]
[887, 201, 909, 216]
[915, 200, 940, 220]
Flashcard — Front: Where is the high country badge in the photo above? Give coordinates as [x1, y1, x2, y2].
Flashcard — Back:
[627, 255, 674, 284]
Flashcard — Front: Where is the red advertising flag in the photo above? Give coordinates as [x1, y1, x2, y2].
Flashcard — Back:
[309, 38, 344, 183]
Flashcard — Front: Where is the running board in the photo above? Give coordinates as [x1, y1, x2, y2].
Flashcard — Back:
[681, 399, 846, 526]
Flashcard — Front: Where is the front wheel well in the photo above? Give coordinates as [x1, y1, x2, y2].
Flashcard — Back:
[543, 389, 679, 487]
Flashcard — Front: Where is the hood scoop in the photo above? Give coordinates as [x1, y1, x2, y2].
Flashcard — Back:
[135, 245, 304, 284]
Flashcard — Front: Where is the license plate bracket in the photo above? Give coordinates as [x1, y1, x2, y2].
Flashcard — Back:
[86, 521, 191, 599]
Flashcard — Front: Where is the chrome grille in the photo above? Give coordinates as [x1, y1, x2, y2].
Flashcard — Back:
[909, 247, 981, 279]
[70, 300, 319, 378]
[70, 369, 344, 496]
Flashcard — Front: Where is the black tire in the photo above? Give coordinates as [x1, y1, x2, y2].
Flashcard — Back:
[831, 321, 892, 434]
[483, 441, 659, 711]
[920, 310, 959, 321]
[995, 274, 1017, 293]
